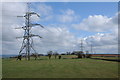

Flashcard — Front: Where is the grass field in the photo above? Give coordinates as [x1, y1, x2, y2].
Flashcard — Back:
[2, 55, 119, 78]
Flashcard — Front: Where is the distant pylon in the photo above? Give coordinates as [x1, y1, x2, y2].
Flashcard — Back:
[90, 44, 93, 54]
[80, 39, 84, 52]
[16, 3, 44, 60]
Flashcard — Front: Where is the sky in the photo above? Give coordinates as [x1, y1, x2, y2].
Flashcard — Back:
[1, 2, 119, 55]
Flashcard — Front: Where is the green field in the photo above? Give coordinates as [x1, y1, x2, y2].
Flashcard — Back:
[2, 55, 119, 78]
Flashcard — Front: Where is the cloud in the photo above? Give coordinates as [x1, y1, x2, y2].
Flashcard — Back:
[31, 26, 77, 54]
[2, 2, 26, 41]
[71, 13, 118, 53]
[73, 15, 117, 32]
[58, 9, 79, 23]
[2, 2, 118, 55]
[83, 32, 118, 53]
[38, 4, 53, 16]
[32, 3, 53, 21]
[2, 2, 27, 55]
[2, 3, 78, 55]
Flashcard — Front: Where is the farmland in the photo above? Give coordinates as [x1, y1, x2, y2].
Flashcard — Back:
[2, 55, 119, 78]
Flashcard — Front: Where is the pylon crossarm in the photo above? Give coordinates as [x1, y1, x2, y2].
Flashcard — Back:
[17, 16, 24, 17]
[16, 35, 42, 39]
[30, 34, 42, 38]
[16, 37, 23, 39]
[30, 24, 44, 28]
[16, 36, 27, 39]
[15, 26, 27, 30]
[15, 27, 23, 29]
[29, 12, 40, 17]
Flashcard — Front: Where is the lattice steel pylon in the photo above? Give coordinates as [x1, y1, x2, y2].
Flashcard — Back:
[80, 39, 83, 52]
[16, 3, 44, 60]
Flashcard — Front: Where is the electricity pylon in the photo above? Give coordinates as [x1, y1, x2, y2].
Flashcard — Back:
[16, 3, 44, 60]
[80, 39, 84, 52]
